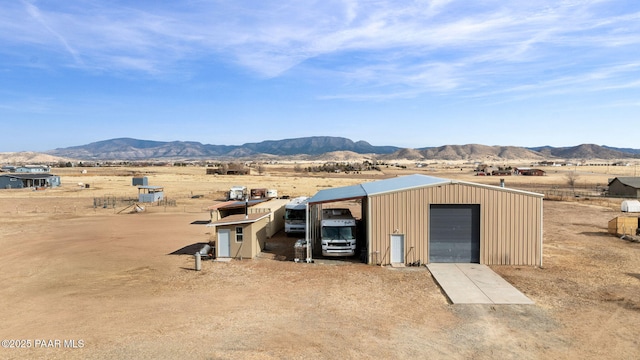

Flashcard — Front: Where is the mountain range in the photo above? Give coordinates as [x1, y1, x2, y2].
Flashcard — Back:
[44, 136, 640, 161]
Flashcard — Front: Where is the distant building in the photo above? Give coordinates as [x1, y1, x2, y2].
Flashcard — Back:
[514, 167, 546, 176]
[14, 165, 51, 173]
[608, 177, 640, 198]
[132, 177, 148, 186]
[138, 186, 164, 203]
[491, 169, 512, 176]
[0, 173, 61, 189]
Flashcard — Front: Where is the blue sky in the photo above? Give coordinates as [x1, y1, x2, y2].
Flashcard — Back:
[1, 1, 639, 152]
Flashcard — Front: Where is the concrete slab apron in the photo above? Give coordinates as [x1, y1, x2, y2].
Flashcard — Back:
[427, 263, 534, 305]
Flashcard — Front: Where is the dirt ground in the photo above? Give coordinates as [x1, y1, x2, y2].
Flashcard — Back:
[0, 165, 639, 359]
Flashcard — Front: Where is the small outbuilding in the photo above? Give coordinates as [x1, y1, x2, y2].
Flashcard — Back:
[608, 177, 640, 198]
[207, 213, 271, 259]
[608, 216, 639, 236]
[621, 200, 640, 212]
[132, 177, 148, 186]
[207, 198, 288, 238]
[138, 186, 164, 203]
[307, 174, 544, 266]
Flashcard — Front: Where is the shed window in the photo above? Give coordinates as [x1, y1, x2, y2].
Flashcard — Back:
[235, 227, 243, 242]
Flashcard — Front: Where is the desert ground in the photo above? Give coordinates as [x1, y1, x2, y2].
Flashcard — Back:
[0, 162, 639, 359]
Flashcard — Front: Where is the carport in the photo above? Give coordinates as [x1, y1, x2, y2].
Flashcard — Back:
[307, 174, 543, 267]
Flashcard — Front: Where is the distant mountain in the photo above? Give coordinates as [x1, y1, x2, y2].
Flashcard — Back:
[46, 136, 400, 160]
[407, 144, 545, 161]
[44, 137, 640, 161]
[528, 144, 637, 160]
[603, 146, 640, 155]
[241, 137, 398, 155]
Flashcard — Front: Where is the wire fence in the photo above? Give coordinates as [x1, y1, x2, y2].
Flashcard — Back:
[92, 196, 178, 208]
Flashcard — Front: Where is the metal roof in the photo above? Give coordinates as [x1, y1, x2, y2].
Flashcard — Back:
[308, 183, 367, 204]
[609, 177, 640, 188]
[207, 213, 270, 226]
[308, 174, 543, 204]
[0, 173, 57, 180]
[362, 174, 450, 196]
[308, 174, 448, 204]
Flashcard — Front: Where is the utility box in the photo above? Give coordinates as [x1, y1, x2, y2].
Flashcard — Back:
[294, 239, 308, 262]
[132, 177, 148, 186]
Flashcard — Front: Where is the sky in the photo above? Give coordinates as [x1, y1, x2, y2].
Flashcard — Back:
[1, 0, 640, 152]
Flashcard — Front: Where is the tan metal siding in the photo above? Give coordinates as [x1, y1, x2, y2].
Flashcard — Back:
[368, 183, 542, 266]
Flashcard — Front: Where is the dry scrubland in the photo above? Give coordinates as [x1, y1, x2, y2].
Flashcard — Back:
[0, 162, 639, 359]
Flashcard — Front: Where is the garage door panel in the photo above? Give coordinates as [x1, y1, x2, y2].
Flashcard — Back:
[430, 205, 480, 263]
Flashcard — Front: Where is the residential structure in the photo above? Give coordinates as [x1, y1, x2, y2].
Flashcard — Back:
[0, 173, 61, 189]
[514, 167, 546, 176]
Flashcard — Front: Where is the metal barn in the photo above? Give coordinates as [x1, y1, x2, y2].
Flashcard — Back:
[308, 174, 543, 267]
[608, 177, 640, 198]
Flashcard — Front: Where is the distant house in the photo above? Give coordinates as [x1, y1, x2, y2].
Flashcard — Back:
[491, 169, 512, 176]
[608, 177, 640, 198]
[0, 173, 61, 189]
[206, 164, 250, 175]
[514, 167, 546, 176]
[475, 165, 498, 176]
[14, 165, 50, 173]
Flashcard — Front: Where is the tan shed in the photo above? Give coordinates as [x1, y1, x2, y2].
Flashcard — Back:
[308, 174, 544, 267]
[608, 216, 639, 237]
[208, 213, 271, 259]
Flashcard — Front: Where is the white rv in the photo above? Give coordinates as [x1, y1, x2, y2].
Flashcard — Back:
[284, 196, 309, 235]
[228, 186, 247, 200]
[320, 208, 357, 257]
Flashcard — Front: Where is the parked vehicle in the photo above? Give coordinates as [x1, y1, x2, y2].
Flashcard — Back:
[284, 196, 309, 235]
[228, 186, 247, 200]
[320, 208, 357, 257]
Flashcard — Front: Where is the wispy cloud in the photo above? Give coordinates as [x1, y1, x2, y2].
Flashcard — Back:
[1, 0, 639, 100]
[21, 0, 83, 65]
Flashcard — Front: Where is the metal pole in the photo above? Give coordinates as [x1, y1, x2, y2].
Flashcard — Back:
[195, 252, 201, 271]
[305, 202, 311, 263]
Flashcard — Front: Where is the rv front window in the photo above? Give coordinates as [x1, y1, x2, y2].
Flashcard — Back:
[285, 209, 305, 221]
[322, 226, 354, 240]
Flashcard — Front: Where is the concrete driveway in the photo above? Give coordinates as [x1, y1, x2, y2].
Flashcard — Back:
[427, 263, 534, 304]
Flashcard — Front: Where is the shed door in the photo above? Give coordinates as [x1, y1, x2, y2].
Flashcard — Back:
[390, 234, 405, 264]
[218, 229, 231, 257]
[429, 205, 480, 263]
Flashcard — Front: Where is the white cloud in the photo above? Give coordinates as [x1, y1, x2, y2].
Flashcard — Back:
[1, 0, 639, 99]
